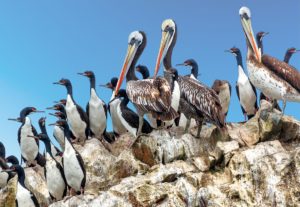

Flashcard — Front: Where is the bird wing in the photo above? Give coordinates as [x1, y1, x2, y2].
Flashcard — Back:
[178, 76, 225, 128]
[236, 84, 246, 114]
[262, 54, 300, 93]
[126, 78, 172, 113]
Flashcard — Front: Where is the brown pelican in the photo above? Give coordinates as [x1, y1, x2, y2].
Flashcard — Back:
[284, 47, 299, 63]
[154, 19, 225, 132]
[212, 80, 232, 120]
[240, 6, 300, 113]
[115, 31, 177, 137]
[227, 47, 258, 120]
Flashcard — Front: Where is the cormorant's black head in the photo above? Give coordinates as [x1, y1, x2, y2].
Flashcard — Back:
[116, 89, 127, 98]
[55, 99, 67, 106]
[38, 117, 46, 128]
[286, 47, 299, 55]
[227, 47, 241, 57]
[49, 111, 66, 119]
[47, 103, 64, 111]
[53, 79, 72, 87]
[78, 71, 95, 79]
[256, 31, 268, 42]
[135, 65, 150, 79]
[50, 119, 68, 128]
[6, 155, 19, 165]
[9, 164, 23, 175]
[101, 77, 118, 90]
[14, 107, 44, 121]
[183, 59, 197, 67]
[0, 142, 5, 159]
[165, 68, 178, 80]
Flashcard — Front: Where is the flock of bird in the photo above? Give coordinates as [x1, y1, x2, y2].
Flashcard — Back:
[0, 6, 299, 207]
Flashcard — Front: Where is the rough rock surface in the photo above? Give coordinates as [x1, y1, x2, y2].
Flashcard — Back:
[1, 101, 300, 207]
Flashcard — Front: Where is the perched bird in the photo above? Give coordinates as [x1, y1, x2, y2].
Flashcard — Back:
[38, 117, 62, 157]
[135, 65, 161, 128]
[176, 59, 199, 127]
[78, 71, 107, 139]
[227, 47, 258, 120]
[5, 164, 40, 207]
[284, 47, 299, 64]
[53, 79, 89, 144]
[28, 133, 67, 201]
[47, 104, 68, 150]
[176, 59, 199, 79]
[256, 31, 269, 55]
[101, 77, 128, 137]
[0, 143, 16, 189]
[212, 80, 232, 120]
[114, 89, 153, 137]
[154, 19, 224, 133]
[8, 107, 45, 167]
[239, 6, 300, 113]
[50, 119, 86, 195]
[115, 31, 177, 137]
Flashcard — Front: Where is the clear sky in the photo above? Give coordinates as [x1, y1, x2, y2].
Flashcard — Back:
[0, 1, 299, 158]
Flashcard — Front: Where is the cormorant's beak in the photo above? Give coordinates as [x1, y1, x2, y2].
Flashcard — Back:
[46, 106, 55, 110]
[224, 50, 232, 53]
[99, 82, 113, 89]
[108, 96, 118, 104]
[77, 72, 87, 77]
[8, 118, 21, 122]
[240, 7, 261, 62]
[175, 63, 186, 66]
[154, 29, 173, 78]
[115, 42, 139, 96]
[53, 82, 61, 85]
[27, 135, 39, 141]
[262, 32, 269, 37]
[33, 110, 45, 113]
[49, 123, 57, 126]
[48, 113, 57, 117]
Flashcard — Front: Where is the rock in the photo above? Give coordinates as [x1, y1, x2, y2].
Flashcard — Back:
[192, 156, 210, 172]
[0, 175, 17, 207]
[24, 166, 51, 206]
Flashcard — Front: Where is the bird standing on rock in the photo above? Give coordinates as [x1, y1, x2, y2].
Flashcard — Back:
[49, 119, 86, 195]
[8, 107, 46, 167]
[54, 79, 89, 145]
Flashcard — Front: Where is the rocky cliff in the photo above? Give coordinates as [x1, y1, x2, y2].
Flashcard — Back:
[1, 100, 300, 207]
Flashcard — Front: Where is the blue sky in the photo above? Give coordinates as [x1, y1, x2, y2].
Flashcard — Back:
[0, 1, 299, 157]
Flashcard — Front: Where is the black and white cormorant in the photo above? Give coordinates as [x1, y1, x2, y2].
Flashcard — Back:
[227, 47, 258, 120]
[5, 164, 40, 207]
[155, 19, 224, 132]
[53, 79, 89, 144]
[50, 119, 86, 195]
[240, 7, 300, 113]
[28, 133, 67, 201]
[38, 117, 62, 157]
[8, 107, 46, 167]
[212, 80, 232, 120]
[47, 104, 68, 150]
[114, 89, 152, 137]
[284, 47, 299, 64]
[78, 71, 107, 139]
[176, 59, 199, 80]
[115, 31, 177, 137]
[101, 77, 128, 137]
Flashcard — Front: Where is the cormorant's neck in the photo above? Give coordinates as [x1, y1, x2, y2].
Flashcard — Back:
[89, 76, 96, 91]
[284, 52, 292, 63]
[190, 63, 198, 78]
[120, 95, 129, 106]
[39, 124, 47, 135]
[62, 126, 72, 142]
[65, 84, 73, 96]
[141, 69, 149, 79]
[256, 37, 264, 54]
[42, 140, 53, 156]
[17, 169, 26, 188]
[235, 53, 244, 69]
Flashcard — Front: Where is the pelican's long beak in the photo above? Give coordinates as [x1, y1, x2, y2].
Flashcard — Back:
[240, 7, 261, 62]
[154, 30, 172, 78]
[115, 43, 139, 96]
